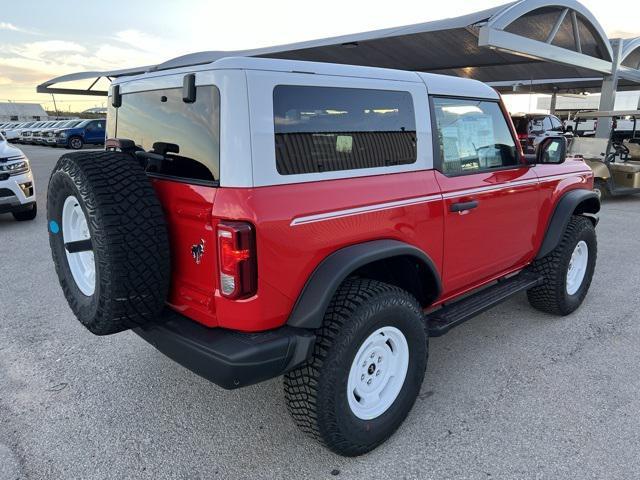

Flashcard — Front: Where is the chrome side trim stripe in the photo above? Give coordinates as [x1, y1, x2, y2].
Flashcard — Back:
[538, 172, 586, 183]
[290, 194, 442, 226]
[290, 173, 583, 226]
[441, 178, 539, 199]
[441, 173, 582, 199]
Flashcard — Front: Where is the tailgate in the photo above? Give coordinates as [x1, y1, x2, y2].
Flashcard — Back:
[151, 178, 219, 326]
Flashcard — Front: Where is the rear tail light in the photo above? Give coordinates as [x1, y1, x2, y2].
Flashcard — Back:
[517, 132, 528, 140]
[217, 221, 257, 299]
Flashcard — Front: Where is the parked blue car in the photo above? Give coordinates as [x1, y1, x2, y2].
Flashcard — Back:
[54, 119, 106, 149]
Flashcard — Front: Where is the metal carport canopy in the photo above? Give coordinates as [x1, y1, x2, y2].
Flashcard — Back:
[38, 0, 640, 96]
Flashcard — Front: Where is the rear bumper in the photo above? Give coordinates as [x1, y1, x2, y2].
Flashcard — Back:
[134, 309, 315, 389]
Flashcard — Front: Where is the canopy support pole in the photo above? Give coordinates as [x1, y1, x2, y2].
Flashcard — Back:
[596, 39, 623, 138]
[549, 88, 558, 115]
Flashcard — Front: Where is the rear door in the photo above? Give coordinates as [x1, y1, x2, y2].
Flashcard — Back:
[430, 96, 541, 296]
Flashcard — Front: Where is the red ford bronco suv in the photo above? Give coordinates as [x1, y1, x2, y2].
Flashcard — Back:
[47, 57, 599, 456]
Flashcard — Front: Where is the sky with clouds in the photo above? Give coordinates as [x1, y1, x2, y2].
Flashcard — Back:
[1, 0, 639, 112]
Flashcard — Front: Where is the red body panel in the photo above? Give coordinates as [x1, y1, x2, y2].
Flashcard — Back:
[435, 167, 541, 296]
[151, 154, 592, 333]
[151, 179, 219, 326]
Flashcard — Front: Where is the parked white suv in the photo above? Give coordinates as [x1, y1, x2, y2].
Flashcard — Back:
[0, 132, 37, 220]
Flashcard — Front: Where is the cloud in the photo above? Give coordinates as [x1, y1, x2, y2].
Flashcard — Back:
[113, 29, 163, 52]
[0, 33, 168, 92]
[0, 22, 38, 35]
[607, 30, 640, 40]
[0, 64, 50, 84]
[17, 40, 87, 56]
[0, 22, 21, 32]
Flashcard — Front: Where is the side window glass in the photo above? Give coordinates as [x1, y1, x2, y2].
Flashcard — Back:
[543, 117, 553, 131]
[431, 97, 518, 176]
[530, 118, 544, 133]
[273, 85, 417, 175]
[550, 117, 563, 131]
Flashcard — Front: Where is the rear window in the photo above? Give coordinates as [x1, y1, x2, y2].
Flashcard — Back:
[112, 86, 220, 183]
[273, 85, 417, 175]
[512, 117, 529, 135]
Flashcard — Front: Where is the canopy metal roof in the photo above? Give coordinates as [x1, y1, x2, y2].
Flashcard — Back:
[488, 76, 640, 94]
[37, 0, 640, 97]
[574, 109, 640, 118]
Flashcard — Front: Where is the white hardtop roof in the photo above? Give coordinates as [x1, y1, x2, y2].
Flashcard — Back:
[112, 56, 500, 99]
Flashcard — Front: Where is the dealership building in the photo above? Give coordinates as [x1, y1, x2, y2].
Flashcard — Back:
[0, 102, 49, 123]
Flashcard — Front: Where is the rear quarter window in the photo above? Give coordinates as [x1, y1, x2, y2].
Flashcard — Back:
[273, 85, 417, 175]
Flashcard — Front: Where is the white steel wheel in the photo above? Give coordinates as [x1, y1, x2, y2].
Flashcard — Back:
[347, 326, 410, 420]
[62, 195, 95, 296]
[566, 240, 589, 295]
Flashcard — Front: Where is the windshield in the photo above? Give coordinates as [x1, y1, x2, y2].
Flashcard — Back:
[60, 120, 81, 128]
[111, 85, 220, 183]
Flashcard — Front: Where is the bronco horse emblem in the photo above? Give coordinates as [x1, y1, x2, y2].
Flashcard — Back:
[191, 239, 205, 265]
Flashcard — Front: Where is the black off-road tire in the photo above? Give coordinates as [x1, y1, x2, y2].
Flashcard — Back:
[47, 151, 170, 335]
[284, 278, 428, 456]
[12, 203, 37, 221]
[527, 215, 597, 316]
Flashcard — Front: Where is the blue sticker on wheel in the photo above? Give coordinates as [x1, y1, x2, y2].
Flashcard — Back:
[49, 220, 60, 234]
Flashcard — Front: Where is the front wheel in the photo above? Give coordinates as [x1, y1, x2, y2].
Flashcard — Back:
[527, 215, 597, 315]
[284, 279, 428, 456]
[12, 203, 37, 221]
[68, 136, 83, 150]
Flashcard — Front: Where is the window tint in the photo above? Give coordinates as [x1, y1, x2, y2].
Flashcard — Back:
[114, 86, 220, 182]
[273, 85, 416, 175]
[542, 117, 553, 131]
[512, 117, 529, 135]
[431, 97, 518, 175]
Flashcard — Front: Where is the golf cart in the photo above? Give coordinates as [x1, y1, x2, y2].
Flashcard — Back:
[568, 110, 640, 199]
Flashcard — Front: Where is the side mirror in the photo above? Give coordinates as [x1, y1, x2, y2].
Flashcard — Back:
[537, 136, 567, 164]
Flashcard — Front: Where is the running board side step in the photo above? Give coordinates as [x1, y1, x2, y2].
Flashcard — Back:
[427, 272, 543, 337]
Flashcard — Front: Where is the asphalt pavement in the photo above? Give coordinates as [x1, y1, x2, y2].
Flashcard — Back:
[1, 145, 639, 479]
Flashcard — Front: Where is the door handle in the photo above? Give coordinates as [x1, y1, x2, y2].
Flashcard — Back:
[450, 200, 479, 213]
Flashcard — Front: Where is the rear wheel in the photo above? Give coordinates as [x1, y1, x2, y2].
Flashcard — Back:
[47, 151, 171, 335]
[527, 216, 597, 315]
[12, 203, 37, 221]
[284, 278, 428, 456]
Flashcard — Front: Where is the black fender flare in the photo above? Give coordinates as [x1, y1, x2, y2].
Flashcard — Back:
[286, 239, 441, 329]
[536, 189, 600, 259]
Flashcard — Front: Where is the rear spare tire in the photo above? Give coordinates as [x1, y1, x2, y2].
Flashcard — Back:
[47, 151, 171, 335]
